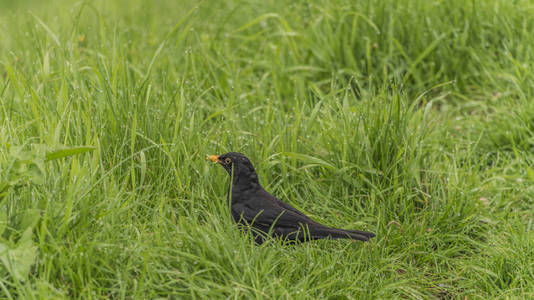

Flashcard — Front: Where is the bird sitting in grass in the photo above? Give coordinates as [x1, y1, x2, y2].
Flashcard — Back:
[207, 152, 375, 244]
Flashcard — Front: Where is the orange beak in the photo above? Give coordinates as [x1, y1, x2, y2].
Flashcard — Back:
[206, 155, 221, 163]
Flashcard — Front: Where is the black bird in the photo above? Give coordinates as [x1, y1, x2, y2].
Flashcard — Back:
[207, 152, 375, 244]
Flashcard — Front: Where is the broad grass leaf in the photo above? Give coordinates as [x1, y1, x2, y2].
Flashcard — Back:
[282, 152, 336, 170]
[20, 209, 40, 231]
[0, 228, 38, 281]
[45, 146, 95, 162]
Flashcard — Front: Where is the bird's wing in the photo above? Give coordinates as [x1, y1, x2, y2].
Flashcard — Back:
[233, 201, 318, 231]
[257, 189, 316, 223]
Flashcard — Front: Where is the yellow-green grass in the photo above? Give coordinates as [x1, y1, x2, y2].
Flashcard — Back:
[1, 0, 533, 298]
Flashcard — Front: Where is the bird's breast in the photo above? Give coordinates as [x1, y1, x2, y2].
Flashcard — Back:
[230, 185, 259, 203]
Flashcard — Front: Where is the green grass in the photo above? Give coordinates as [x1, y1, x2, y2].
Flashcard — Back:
[1, 0, 534, 298]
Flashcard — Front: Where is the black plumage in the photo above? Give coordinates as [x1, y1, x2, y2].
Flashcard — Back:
[208, 152, 375, 244]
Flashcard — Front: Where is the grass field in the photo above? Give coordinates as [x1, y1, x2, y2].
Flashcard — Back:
[1, 0, 534, 298]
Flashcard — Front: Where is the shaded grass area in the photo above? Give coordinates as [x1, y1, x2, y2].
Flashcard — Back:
[1, 0, 533, 298]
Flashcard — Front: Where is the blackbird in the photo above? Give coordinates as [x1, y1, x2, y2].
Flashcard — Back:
[207, 152, 375, 244]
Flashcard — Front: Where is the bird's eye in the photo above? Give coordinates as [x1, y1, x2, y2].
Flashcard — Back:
[224, 157, 232, 164]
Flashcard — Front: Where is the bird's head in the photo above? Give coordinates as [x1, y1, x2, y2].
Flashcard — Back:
[206, 152, 259, 184]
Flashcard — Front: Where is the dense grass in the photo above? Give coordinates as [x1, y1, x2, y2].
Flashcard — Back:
[1, 0, 533, 298]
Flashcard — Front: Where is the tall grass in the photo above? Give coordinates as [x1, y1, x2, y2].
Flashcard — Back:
[0, 0, 533, 298]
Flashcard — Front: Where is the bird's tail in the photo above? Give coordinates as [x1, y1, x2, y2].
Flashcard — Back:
[309, 226, 375, 242]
